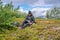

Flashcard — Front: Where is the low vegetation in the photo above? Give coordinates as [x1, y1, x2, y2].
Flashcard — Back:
[0, 18, 60, 40]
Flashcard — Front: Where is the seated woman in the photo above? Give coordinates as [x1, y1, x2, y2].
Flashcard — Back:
[20, 11, 36, 28]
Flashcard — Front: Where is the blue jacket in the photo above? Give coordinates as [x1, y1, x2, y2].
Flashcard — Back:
[25, 16, 35, 23]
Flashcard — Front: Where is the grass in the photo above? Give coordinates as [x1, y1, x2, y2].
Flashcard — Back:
[0, 18, 60, 40]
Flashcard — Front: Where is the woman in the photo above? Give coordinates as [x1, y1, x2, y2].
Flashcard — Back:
[20, 11, 36, 28]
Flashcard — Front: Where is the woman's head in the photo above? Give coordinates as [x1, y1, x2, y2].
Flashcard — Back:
[28, 11, 32, 16]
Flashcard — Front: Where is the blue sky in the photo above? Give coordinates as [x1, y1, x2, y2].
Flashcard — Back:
[20, 4, 32, 10]
[1, 0, 60, 17]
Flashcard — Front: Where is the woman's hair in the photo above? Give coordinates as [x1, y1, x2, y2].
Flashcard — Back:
[28, 11, 33, 16]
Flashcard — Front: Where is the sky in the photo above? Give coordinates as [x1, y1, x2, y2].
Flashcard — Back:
[1, 0, 60, 17]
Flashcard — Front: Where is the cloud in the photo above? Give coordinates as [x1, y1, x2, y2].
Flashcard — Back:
[18, 7, 28, 13]
[30, 0, 45, 6]
[18, 7, 51, 18]
[1, 0, 37, 5]
[30, 0, 60, 7]
[2, 2, 7, 7]
[1, 0, 60, 6]
[45, 0, 60, 4]
[31, 7, 50, 17]
[1, 0, 60, 5]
